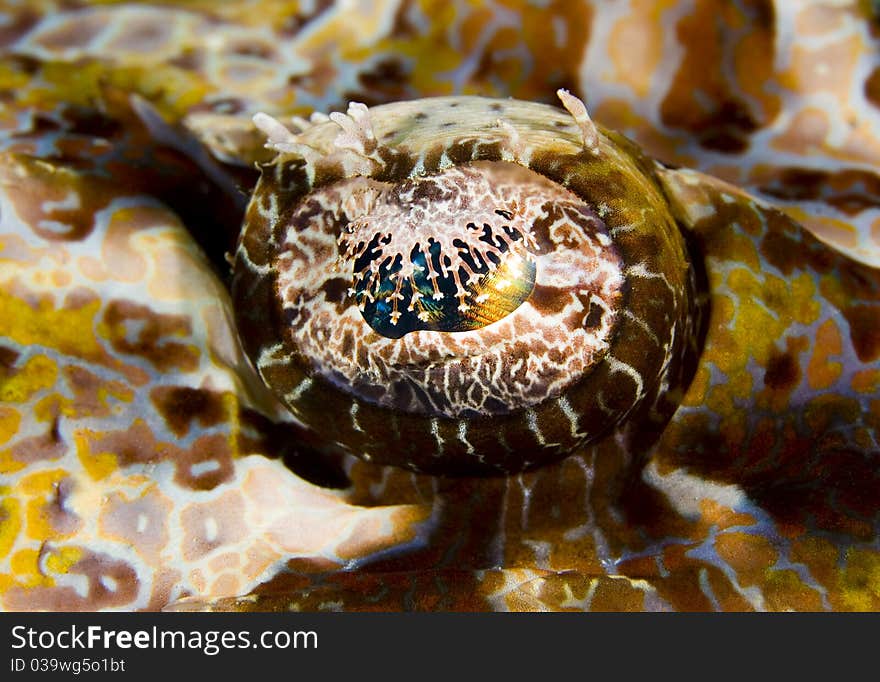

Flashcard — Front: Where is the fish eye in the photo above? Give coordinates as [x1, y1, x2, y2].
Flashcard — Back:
[233, 94, 696, 475]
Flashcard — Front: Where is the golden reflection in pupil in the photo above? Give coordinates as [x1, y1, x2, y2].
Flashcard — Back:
[463, 252, 536, 329]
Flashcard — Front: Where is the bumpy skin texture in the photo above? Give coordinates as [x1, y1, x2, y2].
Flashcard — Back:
[0, 1, 879, 611]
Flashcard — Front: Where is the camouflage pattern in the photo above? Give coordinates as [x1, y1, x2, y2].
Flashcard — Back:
[0, 1, 878, 611]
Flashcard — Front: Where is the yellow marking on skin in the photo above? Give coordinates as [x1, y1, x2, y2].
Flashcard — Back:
[715, 531, 778, 588]
[43, 545, 83, 578]
[0, 406, 21, 446]
[0, 354, 58, 403]
[0, 449, 26, 475]
[9, 549, 44, 588]
[735, 269, 820, 327]
[703, 294, 740, 374]
[0, 289, 104, 360]
[75, 429, 119, 481]
[706, 381, 735, 415]
[19, 468, 65, 495]
[706, 368, 754, 419]
[24, 61, 210, 119]
[839, 548, 880, 612]
[698, 499, 756, 531]
[33, 381, 134, 422]
[730, 273, 782, 363]
[0, 60, 31, 92]
[786, 274, 823, 326]
[818, 271, 867, 317]
[681, 365, 710, 408]
[221, 392, 242, 459]
[728, 370, 753, 401]
[18, 469, 72, 542]
[0, 493, 22, 560]
[102, 382, 135, 407]
[806, 319, 843, 390]
[711, 270, 821, 389]
[763, 568, 823, 611]
[851, 369, 880, 394]
[25, 498, 71, 543]
[713, 230, 763, 272]
[33, 395, 63, 422]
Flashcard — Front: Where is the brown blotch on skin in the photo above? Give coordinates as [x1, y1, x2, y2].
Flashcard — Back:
[242, 569, 488, 611]
[445, 138, 480, 164]
[764, 349, 800, 390]
[173, 433, 236, 491]
[0, 10, 39, 49]
[760, 168, 880, 215]
[865, 66, 880, 109]
[180, 491, 247, 562]
[349, 58, 411, 106]
[659, 0, 772, 152]
[39, 476, 81, 537]
[165, 48, 203, 71]
[841, 304, 880, 362]
[3, 551, 140, 611]
[62, 365, 130, 419]
[84, 421, 168, 468]
[9, 416, 65, 465]
[99, 488, 172, 565]
[661, 393, 880, 540]
[58, 102, 124, 140]
[758, 224, 803, 276]
[69, 551, 141, 609]
[0, 345, 20, 376]
[32, 11, 107, 50]
[281, 304, 310, 328]
[83, 420, 234, 491]
[0, 153, 117, 242]
[150, 386, 228, 438]
[764, 207, 838, 275]
[102, 300, 199, 373]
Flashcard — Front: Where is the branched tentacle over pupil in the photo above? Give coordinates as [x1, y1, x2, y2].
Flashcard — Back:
[335, 166, 552, 338]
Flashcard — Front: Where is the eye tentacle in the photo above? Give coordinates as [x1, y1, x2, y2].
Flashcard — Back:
[556, 89, 601, 156]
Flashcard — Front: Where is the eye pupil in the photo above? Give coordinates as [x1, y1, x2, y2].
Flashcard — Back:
[353, 235, 537, 339]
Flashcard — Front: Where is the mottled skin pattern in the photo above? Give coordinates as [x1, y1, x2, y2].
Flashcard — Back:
[0, 1, 878, 611]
